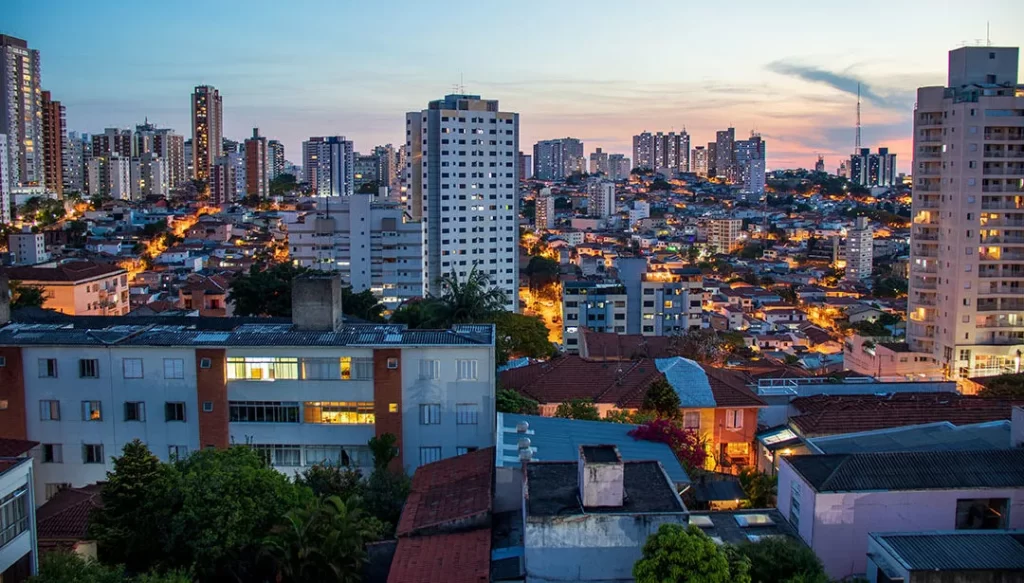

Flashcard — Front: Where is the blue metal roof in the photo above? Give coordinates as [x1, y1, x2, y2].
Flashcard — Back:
[656, 357, 716, 408]
[496, 413, 690, 486]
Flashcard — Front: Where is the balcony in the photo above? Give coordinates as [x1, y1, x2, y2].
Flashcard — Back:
[980, 235, 1024, 245]
[978, 301, 1024, 312]
[914, 184, 941, 193]
[916, 151, 942, 160]
[982, 166, 1024, 176]
[915, 198, 940, 209]
[911, 262, 938, 274]
[913, 231, 939, 241]
[976, 319, 1024, 329]
[982, 184, 1024, 193]
[912, 277, 937, 290]
[985, 129, 1024, 141]
[913, 297, 937, 307]
[981, 200, 1024, 211]
[913, 248, 939, 258]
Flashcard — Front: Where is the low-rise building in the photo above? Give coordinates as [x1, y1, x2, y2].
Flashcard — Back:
[561, 281, 628, 350]
[0, 438, 38, 581]
[867, 530, 1024, 583]
[3, 261, 129, 316]
[7, 229, 48, 266]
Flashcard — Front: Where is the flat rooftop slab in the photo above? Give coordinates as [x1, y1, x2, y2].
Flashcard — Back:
[525, 461, 683, 517]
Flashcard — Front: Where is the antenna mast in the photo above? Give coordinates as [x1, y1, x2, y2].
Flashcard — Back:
[855, 83, 862, 152]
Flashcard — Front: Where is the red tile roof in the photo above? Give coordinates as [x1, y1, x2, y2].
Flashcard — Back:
[0, 438, 39, 457]
[3, 260, 124, 283]
[36, 484, 103, 543]
[703, 367, 766, 408]
[387, 529, 491, 583]
[790, 393, 1023, 436]
[579, 328, 675, 360]
[396, 447, 494, 538]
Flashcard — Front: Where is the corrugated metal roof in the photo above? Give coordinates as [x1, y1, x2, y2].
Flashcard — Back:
[496, 412, 690, 486]
[873, 531, 1024, 571]
[809, 421, 1012, 455]
[657, 357, 716, 408]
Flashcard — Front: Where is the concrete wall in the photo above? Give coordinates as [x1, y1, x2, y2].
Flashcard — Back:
[775, 461, 817, 546]
[524, 513, 688, 582]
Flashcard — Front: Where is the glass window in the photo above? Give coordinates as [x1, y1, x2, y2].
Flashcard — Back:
[955, 498, 1008, 529]
[164, 358, 185, 379]
[682, 411, 700, 430]
[456, 403, 479, 425]
[252, 444, 302, 467]
[0, 486, 29, 548]
[40, 400, 60, 421]
[789, 482, 801, 529]
[38, 358, 58, 378]
[229, 401, 300, 423]
[124, 401, 146, 422]
[457, 359, 478, 381]
[83, 444, 104, 464]
[226, 357, 299, 381]
[82, 401, 102, 421]
[42, 444, 62, 463]
[419, 359, 440, 380]
[165, 402, 186, 422]
[302, 402, 374, 424]
[456, 446, 478, 456]
[419, 447, 442, 465]
[168, 446, 188, 460]
[123, 358, 143, 379]
[725, 409, 743, 430]
[420, 404, 441, 425]
[79, 359, 99, 378]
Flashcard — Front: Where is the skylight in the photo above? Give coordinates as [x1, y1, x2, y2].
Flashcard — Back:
[735, 514, 775, 527]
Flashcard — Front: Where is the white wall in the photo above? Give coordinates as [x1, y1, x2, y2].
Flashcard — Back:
[0, 458, 35, 575]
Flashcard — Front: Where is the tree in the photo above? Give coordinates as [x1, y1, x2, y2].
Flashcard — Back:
[525, 256, 560, 288]
[141, 221, 169, 238]
[428, 266, 507, 326]
[368, 433, 399, 472]
[89, 440, 180, 574]
[737, 536, 827, 583]
[649, 179, 672, 191]
[262, 495, 378, 583]
[641, 378, 681, 419]
[737, 468, 777, 508]
[491, 311, 554, 365]
[669, 329, 727, 365]
[296, 464, 365, 501]
[603, 409, 656, 424]
[228, 263, 306, 316]
[633, 524, 750, 583]
[9, 281, 46, 309]
[390, 298, 430, 328]
[496, 388, 540, 415]
[628, 419, 708, 471]
[356, 180, 380, 195]
[977, 373, 1024, 398]
[554, 398, 601, 421]
[362, 470, 410, 538]
[168, 446, 312, 580]
[29, 551, 125, 583]
[270, 173, 298, 197]
[341, 286, 385, 322]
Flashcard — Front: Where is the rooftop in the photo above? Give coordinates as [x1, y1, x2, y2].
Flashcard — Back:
[687, 509, 800, 545]
[387, 529, 490, 583]
[496, 413, 690, 485]
[2, 260, 125, 283]
[808, 420, 1012, 455]
[872, 531, 1024, 572]
[786, 449, 1024, 493]
[36, 484, 104, 552]
[525, 461, 683, 517]
[0, 437, 39, 457]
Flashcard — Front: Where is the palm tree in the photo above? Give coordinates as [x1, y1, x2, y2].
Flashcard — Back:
[428, 265, 508, 326]
[262, 495, 376, 583]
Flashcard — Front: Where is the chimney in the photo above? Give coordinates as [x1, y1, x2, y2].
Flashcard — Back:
[291, 274, 344, 331]
[0, 274, 10, 325]
[578, 445, 624, 508]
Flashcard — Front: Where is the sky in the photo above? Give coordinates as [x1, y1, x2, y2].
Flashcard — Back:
[8, 0, 1024, 174]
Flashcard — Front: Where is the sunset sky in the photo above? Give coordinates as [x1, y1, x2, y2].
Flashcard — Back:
[8, 0, 1024, 173]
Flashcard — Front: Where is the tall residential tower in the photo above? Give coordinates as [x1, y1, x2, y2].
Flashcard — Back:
[0, 35, 43, 187]
[191, 85, 222, 181]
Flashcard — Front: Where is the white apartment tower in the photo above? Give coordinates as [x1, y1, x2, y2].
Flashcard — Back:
[0, 35, 43, 188]
[844, 216, 873, 282]
[406, 94, 519, 310]
[309, 136, 354, 197]
[708, 219, 743, 255]
[535, 187, 554, 231]
[588, 179, 615, 218]
[908, 46, 1024, 379]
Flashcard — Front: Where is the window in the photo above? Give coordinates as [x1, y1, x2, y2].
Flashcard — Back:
[79, 359, 99, 378]
[83, 444, 104, 464]
[0, 356, 4, 367]
[419, 447, 442, 465]
[44, 483, 71, 500]
[38, 358, 58, 378]
[0, 486, 29, 548]
[959, 349, 972, 361]
[457, 446, 478, 455]
[81, 401, 102, 421]
[683, 411, 700, 430]
[456, 403, 480, 425]
[124, 401, 146, 422]
[420, 404, 441, 425]
[305, 445, 370, 467]
[457, 359, 478, 380]
[387, 357, 399, 369]
[251, 444, 302, 467]
[302, 402, 374, 424]
[226, 357, 299, 381]
[419, 359, 440, 380]
[168, 445, 188, 460]
[725, 409, 743, 430]
[164, 358, 185, 379]
[789, 482, 801, 529]
[200, 358, 212, 369]
[203, 401, 214, 412]
[123, 358, 144, 379]
[40, 400, 60, 421]
[165, 402, 186, 422]
[229, 401, 300, 423]
[955, 498, 1008, 529]
[42, 444, 62, 463]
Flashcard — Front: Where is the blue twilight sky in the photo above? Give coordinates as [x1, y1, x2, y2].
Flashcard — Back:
[7, 0, 1024, 172]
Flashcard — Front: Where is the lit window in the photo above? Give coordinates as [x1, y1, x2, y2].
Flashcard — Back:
[302, 402, 374, 424]
[81, 401, 102, 421]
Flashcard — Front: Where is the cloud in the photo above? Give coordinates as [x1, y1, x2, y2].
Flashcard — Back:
[765, 60, 911, 110]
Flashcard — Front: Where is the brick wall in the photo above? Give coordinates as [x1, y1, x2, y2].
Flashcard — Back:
[0, 347, 26, 439]
[195, 348, 228, 449]
[373, 348, 403, 472]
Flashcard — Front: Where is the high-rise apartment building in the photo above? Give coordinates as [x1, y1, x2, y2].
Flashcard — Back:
[849, 147, 897, 187]
[633, 132, 655, 171]
[65, 132, 86, 193]
[715, 128, 736, 182]
[191, 85, 222, 181]
[0, 35, 43, 187]
[692, 146, 708, 178]
[0, 134, 9, 224]
[129, 153, 167, 199]
[587, 179, 615, 218]
[632, 131, 689, 174]
[288, 194, 425, 311]
[244, 128, 268, 199]
[707, 142, 718, 177]
[302, 136, 325, 186]
[533, 138, 583, 181]
[535, 187, 554, 231]
[92, 128, 132, 158]
[373, 144, 396, 192]
[135, 122, 185, 190]
[815, 156, 826, 173]
[41, 91, 66, 196]
[907, 46, 1024, 379]
[354, 153, 379, 191]
[267, 140, 285, 180]
[517, 151, 533, 180]
[844, 216, 873, 283]
[311, 137, 354, 197]
[734, 134, 766, 194]
[406, 94, 520, 310]
[87, 155, 131, 199]
[561, 281, 629, 349]
[210, 155, 239, 205]
[590, 147, 610, 176]
[708, 219, 743, 255]
[608, 154, 631, 181]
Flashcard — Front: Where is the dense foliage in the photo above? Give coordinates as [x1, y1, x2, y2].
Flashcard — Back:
[496, 388, 540, 415]
[736, 536, 828, 583]
[9, 280, 46, 310]
[553, 398, 601, 421]
[977, 373, 1024, 398]
[737, 468, 777, 508]
[641, 379, 681, 419]
[227, 264, 384, 321]
[628, 419, 707, 471]
[633, 524, 750, 583]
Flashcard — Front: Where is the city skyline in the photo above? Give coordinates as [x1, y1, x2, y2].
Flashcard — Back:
[7, 0, 1024, 173]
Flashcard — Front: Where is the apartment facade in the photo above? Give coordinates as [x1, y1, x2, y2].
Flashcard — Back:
[3, 260, 129, 316]
[535, 187, 554, 231]
[532, 138, 583, 180]
[0, 134, 10, 224]
[0, 440, 37, 581]
[245, 128, 268, 199]
[844, 216, 874, 282]
[708, 218, 743, 254]
[640, 269, 705, 335]
[288, 194, 425, 310]
[849, 147, 897, 188]
[587, 179, 615, 218]
[0, 35, 43, 188]
[589, 147, 609, 176]
[562, 281, 628, 349]
[406, 94, 520, 310]
[608, 153, 631, 181]
[134, 122, 186, 190]
[0, 297, 497, 502]
[8, 228, 48, 265]
[907, 46, 1024, 379]
[267, 140, 284, 180]
[129, 153, 167, 199]
[715, 128, 736, 181]
[40, 91, 65, 197]
[313, 136, 354, 197]
[692, 146, 708, 177]
[191, 85, 222, 181]
[632, 131, 690, 174]
[734, 134, 766, 194]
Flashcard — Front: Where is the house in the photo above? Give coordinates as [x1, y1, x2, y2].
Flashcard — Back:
[777, 449, 1024, 580]
[2, 260, 129, 316]
[842, 335, 940, 381]
[846, 304, 885, 324]
[500, 355, 765, 473]
[0, 438, 39, 581]
[177, 274, 232, 317]
[35, 484, 102, 557]
[866, 531, 1024, 583]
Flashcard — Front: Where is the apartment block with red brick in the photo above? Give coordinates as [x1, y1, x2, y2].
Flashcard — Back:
[0, 275, 496, 502]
